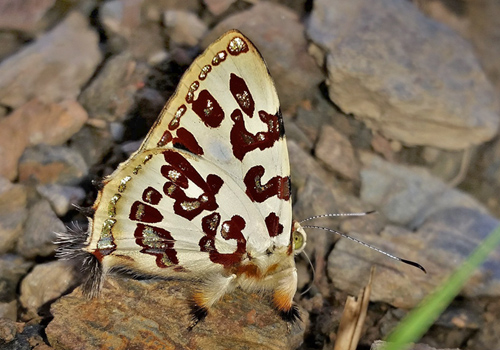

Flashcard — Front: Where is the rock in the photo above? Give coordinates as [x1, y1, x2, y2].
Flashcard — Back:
[142, 0, 201, 22]
[47, 277, 304, 350]
[0, 323, 47, 350]
[0, 12, 102, 109]
[329, 207, 500, 309]
[69, 124, 114, 168]
[100, 1, 166, 60]
[0, 0, 55, 34]
[18, 145, 88, 186]
[360, 153, 487, 227]
[0, 317, 18, 344]
[0, 300, 17, 320]
[308, 0, 499, 150]
[0, 178, 28, 254]
[0, 99, 88, 180]
[16, 199, 66, 259]
[36, 184, 86, 217]
[205, 2, 323, 112]
[0, 32, 24, 61]
[78, 52, 150, 122]
[203, 0, 235, 16]
[163, 10, 208, 46]
[315, 125, 360, 181]
[19, 260, 75, 315]
[0, 255, 33, 302]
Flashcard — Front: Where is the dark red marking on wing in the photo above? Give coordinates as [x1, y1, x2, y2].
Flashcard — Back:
[157, 130, 173, 147]
[161, 150, 223, 221]
[244, 165, 291, 203]
[142, 186, 162, 205]
[230, 73, 255, 117]
[93, 247, 115, 262]
[230, 110, 281, 161]
[173, 127, 204, 155]
[192, 90, 224, 128]
[265, 212, 284, 237]
[130, 201, 164, 223]
[199, 213, 247, 268]
[134, 223, 179, 268]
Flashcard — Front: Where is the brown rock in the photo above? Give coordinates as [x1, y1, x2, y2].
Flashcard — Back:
[203, 0, 235, 16]
[315, 125, 360, 181]
[47, 277, 304, 350]
[308, 0, 499, 150]
[20, 260, 76, 315]
[18, 145, 88, 185]
[0, 178, 28, 254]
[0, 12, 102, 109]
[205, 2, 323, 112]
[0, 0, 55, 34]
[0, 99, 88, 180]
[163, 10, 208, 46]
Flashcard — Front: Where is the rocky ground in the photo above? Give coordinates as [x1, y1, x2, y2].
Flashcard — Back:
[0, 0, 500, 349]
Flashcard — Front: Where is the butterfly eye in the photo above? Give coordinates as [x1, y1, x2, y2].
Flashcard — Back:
[292, 226, 307, 254]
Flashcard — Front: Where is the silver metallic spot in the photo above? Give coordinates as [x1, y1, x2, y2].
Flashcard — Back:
[118, 176, 132, 193]
[228, 37, 247, 55]
[181, 201, 200, 211]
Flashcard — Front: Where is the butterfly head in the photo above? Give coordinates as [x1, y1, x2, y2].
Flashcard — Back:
[291, 221, 307, 255]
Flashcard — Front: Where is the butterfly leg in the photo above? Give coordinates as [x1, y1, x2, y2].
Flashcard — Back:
[189, 273, 237, 330]
[266, 267, 301, 322]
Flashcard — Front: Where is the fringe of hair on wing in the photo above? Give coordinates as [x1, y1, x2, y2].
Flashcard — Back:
[55, 223, 104, 297]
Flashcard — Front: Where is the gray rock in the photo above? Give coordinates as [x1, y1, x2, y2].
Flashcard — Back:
[18, 145, 88, 186]
[20, 260, 76, 315]
[78, 52, 150, 122]
[0, 12, 102, 109]
[0, 255, 33, 302]
[328, 207, 500, 309]
[203, 0, 235, 16]
[69, 124, 114, 169]
[163, 10, 208, 46]
[0, 32, 24, 61]
[360, 153, 487, 227]
[0, 178, 28, 254]
[16, 200, 66, 259]
[36, 184, 86, 217]
[308, 0, 499, 150]
[206, 2, 323, 113]
[315, 125, 360, 181]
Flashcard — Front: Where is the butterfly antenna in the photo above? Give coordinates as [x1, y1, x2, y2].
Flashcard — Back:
[302, 225, 426, 273]
[300, 211, 376, 224]
[300, 250, 316, 295]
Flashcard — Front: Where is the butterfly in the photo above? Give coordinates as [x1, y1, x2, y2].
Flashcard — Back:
[58, 30, 307, 326]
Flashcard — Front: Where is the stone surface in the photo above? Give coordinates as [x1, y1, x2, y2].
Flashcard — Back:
[0, 178, 28, 254]
[16, 200, 66, 259]
[100, 0, 144, 40]
[18, 145, 88, 186]
[0, 255, 33, 302]
[329, 207, 500, 309]
[0, 32, 24, 61]
[0, 12, 102, 109]
[315, 125, 360, 180]
[19, 261, 75, 315]
[205, 2, 323, 113]
[163, 10, 208, 46]
[0, 0, 55, 34]
[46, 277, 304, 350]
[203, 0, 235, 16]
[78, 52, 150, 122]
[36, 184, 86, 217]
[360, 153, 487, 227]
[308, 0, 499, 150]
[0, 99, 88, 180]
[0, 300, 17, 320]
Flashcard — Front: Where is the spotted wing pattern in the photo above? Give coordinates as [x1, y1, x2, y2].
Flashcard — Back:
[81, 30, 302, 323]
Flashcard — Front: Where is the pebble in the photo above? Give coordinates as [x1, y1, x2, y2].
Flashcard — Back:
[0, 0, 55, 34]
[0, 254, 33, 302]
[163, 10, 208, 46]
[0, 179, 28, 254]
[36, 184, 86, 217]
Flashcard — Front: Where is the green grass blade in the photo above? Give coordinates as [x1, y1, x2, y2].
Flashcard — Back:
[383, 223, 500, 350]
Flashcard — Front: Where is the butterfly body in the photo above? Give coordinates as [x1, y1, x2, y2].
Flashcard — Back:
[61, 30, 306, 324]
